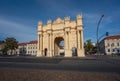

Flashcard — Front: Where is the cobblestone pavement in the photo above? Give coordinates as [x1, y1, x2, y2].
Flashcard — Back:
[0, 69, 120, 81]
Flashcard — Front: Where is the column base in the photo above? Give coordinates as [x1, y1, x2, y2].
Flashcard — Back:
[36, 51, 42, 57]
[65, 49, 72, 57]
[77, 49, 85, 57]
[47, 51, 53, 57]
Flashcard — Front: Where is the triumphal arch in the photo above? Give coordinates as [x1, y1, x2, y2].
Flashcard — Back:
[37, 15, 85, 57]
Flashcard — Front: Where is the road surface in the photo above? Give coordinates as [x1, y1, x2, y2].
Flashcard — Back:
[0, 56, 120, 74]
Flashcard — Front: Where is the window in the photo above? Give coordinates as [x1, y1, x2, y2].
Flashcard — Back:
[111, 43, 114, 47]
[108, 49, 110, 52]
[107, 43, 110, 47]
[117, 43, 119, 46]
[117, 49, 119, 53]
[112, 49, 115, 52]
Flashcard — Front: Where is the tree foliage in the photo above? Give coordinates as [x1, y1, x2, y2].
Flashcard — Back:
[0, 40, 7, 55]
[84, 39, 94, 53]
[0, 37, 18, 55]
[5, 37, 18, 55]
[1, 47, 8, 55]
[5, 37, 18, 50]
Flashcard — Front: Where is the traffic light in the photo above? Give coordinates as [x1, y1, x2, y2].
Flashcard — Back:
[106, 32, 109, 36]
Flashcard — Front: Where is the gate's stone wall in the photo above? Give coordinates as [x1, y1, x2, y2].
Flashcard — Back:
[37, 15, 85, 57]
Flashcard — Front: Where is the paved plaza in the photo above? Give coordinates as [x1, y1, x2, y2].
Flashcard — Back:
[0, 56, 120, 81]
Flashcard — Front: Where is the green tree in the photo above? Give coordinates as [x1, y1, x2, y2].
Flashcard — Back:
[5, 37, 18, 55]
[1, 47, 8, 55]
[84, 39, 94, 54]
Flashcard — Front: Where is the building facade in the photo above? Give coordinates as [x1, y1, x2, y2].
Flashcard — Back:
[16, 43, 27, 55]
[26, 40, 37, 56]
[16, 40, 37, 56]
[0, 40, 37, 56]
[37, 15, 85, 57]
[99, 35, 120, 55]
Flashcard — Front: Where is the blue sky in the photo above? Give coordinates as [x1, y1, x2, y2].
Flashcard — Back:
[0, 0, 120, 43]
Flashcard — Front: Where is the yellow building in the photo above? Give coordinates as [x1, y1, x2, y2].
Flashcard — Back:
[37, 15, 85, 57]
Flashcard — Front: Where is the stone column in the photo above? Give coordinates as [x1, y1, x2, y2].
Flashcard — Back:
[80, 30, 84, 56]
[37, 34, 42, 56]
[37, 34, 40, 56]
[65, 32, 68, 49]
[52, 33, 54, 56]
[80, 31, 82, 49]
[40, 34, 43, 56]
[47, 34, 50, 57]
[49, 33, 52, 57]
[68, 31, 70, 49]
[38, 34, 40, 50]
[77, 30, 84, 57]
[76, 31, 78, 48]
[65, 31, 71, 57]
[77, 30, 80, 49]
[77, 30, 81, 57]
[81, 30, 84, 49]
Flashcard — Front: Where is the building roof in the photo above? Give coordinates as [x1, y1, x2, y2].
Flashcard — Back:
[18, 43, 27, 46]
[28, 40, 38, 44]
[105, 35, 120, 40]
[18, 40, 37, 46]
[99, 35, 120, 44]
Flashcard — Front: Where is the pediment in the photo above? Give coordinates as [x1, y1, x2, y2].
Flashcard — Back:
[53, 17, 64, 24]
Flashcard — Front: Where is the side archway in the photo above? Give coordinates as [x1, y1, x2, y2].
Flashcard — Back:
[72, 47, 77, 56]
[44, 48, 47, 56]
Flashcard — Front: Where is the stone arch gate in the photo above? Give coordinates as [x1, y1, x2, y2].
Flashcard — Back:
[37, 15, 85, 57]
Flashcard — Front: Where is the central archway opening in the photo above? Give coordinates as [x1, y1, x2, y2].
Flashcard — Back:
[54, 37, 64, 56]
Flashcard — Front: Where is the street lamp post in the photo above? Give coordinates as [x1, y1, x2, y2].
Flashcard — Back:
[96, 15, 104, 55]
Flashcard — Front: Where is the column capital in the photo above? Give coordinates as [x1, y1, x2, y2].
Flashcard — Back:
[38, 31, 43, 35]
[64, 27, 70, 32]
[77, 26, 83, 30]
